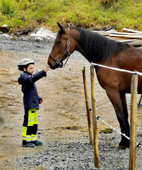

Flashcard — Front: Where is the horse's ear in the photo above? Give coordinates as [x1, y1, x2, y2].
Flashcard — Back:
[57, 22, 65, 32]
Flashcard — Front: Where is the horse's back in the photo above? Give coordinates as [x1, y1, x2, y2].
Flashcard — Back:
[97, 46, 142, 93]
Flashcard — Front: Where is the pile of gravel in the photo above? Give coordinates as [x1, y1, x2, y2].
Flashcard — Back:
[12, 133, 142, 170]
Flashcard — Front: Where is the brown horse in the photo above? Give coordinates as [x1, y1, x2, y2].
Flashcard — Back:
[48, 23, 142, 149]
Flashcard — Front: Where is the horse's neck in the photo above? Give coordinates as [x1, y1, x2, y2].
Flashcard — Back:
[76, 43, 89, 59]
[75, 30, 93, 62]
[76, 29, 117, 64]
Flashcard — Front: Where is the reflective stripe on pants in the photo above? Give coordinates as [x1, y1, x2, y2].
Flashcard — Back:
[22, 109, 38, 142]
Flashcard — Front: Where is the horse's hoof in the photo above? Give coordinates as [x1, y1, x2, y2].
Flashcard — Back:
[118, 140, 129, 149]
[117, 143, 129, 149]
[117, 145, 127, 149]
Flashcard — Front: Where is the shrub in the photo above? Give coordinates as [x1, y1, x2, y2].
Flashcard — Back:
[0, 0, 14, 15]
[99, 0, 115, 4]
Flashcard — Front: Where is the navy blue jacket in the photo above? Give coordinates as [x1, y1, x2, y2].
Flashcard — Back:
[18, 70, 46, 112]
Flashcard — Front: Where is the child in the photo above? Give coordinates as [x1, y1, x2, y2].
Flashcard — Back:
[17, 58, 50, 148]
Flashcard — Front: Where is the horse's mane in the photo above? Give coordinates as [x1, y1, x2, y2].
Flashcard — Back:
[71, 27, 129, 63]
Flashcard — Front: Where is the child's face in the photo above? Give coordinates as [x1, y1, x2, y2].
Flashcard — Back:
[25, 64, 34, 74]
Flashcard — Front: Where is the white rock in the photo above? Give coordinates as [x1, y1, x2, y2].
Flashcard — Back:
[0, 33, 11, 39]
[2, 24, 8, 27]
[30, 27, 56, 40]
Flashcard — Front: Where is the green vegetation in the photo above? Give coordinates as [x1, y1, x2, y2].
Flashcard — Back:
[99, 128, 113, 134]
[0, 0, 141, 32]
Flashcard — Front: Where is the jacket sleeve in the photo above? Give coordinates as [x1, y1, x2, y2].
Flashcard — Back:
[24, 70, 46, 84]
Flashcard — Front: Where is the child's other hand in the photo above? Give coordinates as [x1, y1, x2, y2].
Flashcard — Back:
[39, 99, 43, 104]
[44, 65, 50, 72]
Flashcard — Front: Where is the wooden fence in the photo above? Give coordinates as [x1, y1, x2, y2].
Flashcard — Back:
[82, 65, 138, 169]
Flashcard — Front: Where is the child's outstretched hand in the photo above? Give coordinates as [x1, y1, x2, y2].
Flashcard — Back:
[44, 65, 50, 72]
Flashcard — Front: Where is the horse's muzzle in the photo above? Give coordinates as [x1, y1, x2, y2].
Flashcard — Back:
[48, 60, 63, 69]
[48, 54, 63, 69]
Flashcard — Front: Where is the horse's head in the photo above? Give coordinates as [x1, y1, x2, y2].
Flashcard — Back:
[48, 23, 78, 69]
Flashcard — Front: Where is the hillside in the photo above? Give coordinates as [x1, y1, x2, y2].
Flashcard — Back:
[0, 0, 142, 33]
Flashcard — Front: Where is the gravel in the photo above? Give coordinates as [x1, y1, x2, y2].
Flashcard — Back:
[3, 132, 142, 170]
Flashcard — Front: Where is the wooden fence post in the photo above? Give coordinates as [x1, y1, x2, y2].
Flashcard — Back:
[82, 67, 93, 145]
[90, 65, 99, 168]
[129, 74, 138, 170]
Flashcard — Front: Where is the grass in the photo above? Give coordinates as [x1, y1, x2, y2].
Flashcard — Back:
[0, 0, 141, 32]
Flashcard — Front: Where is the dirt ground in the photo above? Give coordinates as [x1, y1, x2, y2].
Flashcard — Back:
[0, 39, 142, 169]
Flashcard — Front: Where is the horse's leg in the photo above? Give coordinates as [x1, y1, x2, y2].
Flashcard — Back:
[119, 93, 130, 147]
[106, 90, 129, 149]
[120, 93, 130, 133]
